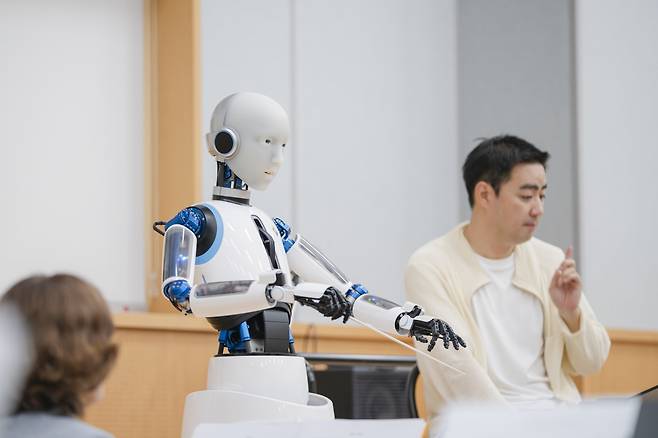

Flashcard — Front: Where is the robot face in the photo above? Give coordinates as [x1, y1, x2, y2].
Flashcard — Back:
[210, 93, 290, 191]
[228, 125, 288, 191]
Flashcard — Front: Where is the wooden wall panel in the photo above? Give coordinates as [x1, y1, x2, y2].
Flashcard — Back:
[146, 0, 201, 312]
[579, 329, 658, 397]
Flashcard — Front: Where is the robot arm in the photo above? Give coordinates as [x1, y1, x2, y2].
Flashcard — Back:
[159, 207, 289, 317]
[158, 207, 212, 313]
[274, 218, 466, 351]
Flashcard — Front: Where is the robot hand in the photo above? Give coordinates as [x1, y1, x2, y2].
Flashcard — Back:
[163, 279, 192, 314]
[405, 306, 466, 352]
[295, 287, 351, 323]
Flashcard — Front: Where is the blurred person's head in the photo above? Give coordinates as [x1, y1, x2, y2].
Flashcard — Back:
[0, 274, 117, 417]
[463, 135, 550, 245]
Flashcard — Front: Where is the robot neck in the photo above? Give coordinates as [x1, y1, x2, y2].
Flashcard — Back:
[213, 161, 251, 204]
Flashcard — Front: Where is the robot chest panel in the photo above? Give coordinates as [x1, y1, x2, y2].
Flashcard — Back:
[194, 200, 290, 282]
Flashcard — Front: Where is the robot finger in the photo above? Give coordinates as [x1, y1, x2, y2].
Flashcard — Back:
[331, 294, 343, 319]
[335, 294, 350, 322]
[340, 301, 351, 323]
[342, 311, 350, 324]
[428, 336, 438, 352]
[415, 334, 428, 344]
[445, 324, 461, 350]
[436, 319, 447, 336]
[437, 321, 451, 349]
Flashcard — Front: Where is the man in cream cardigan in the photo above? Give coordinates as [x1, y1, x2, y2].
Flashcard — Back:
[405, 135, 610, 434]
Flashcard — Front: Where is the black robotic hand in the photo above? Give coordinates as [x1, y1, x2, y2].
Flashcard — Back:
[407, 308, 466, 352]
[295, 287, 351, 323]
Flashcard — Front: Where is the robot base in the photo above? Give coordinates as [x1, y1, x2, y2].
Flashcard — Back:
[181, 355, 334, 438]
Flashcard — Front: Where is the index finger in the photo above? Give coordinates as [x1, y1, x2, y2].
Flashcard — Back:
[565, 245, 574, 260]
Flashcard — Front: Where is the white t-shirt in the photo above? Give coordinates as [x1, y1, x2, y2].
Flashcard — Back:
[471, 253, 558, 408]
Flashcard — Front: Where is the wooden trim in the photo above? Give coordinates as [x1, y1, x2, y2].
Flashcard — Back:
[146, 0, 201, 312]
[113, 312, 414, 345]
[143, 0, 158, 308]
[113, 312, 213, 333]
[577, 328, 658, 396]
[605, 328, 658, 344]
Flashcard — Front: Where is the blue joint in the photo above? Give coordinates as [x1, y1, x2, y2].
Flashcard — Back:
[346, 283, 368, 301]
[273, 217, 295, 252]
[165, 207, 205, 238]
[288, 328, 294, 345]
[219, 321, 252, 353]
[164, 280, 191, 302]
[223, 166, 233, 188]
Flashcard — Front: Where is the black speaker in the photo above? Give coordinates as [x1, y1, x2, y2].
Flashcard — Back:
[314, 365, 413, 419]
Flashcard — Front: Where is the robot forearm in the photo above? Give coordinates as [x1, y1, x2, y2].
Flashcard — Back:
[351, 295, 466, 351]
[190, 271, 293, 317]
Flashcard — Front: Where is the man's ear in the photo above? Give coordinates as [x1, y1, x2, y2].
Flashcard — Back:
[473, 181, 495, 208]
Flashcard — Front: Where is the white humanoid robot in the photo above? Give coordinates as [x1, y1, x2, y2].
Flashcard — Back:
[153, 92, 466, 438]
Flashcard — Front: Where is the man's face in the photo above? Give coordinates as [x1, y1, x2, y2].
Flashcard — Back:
[490, 163, 547, 245]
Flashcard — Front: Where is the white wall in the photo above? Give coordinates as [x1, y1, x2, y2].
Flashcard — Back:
[575, 0, 658, 330]
[201, 0, 459, 322]
[0, 0, 145, 309]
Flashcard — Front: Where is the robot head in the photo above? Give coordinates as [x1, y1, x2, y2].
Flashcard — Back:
[206, 92, 290, 191]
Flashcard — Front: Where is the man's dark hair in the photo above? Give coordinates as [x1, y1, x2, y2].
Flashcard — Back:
[462, 135, 550, 208]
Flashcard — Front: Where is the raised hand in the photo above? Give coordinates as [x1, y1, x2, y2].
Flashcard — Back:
[549, 246, 582, 331]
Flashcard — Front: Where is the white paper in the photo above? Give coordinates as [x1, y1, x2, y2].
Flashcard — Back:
[192, 418, 426, 438]
[438, 398, 641, 438]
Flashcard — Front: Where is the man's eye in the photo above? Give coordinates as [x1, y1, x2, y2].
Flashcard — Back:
[520, 195, 532, 201]
[540, 194, 546, 201]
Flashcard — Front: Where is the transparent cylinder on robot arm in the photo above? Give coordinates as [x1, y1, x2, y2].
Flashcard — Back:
[285, 234, 352, 295]
[162, 224, 197, 288]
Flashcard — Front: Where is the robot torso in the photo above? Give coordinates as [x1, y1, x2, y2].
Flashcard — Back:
[192, 200, 293, 288]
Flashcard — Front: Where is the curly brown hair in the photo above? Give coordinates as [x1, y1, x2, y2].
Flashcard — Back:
[1, 274, 118, 417]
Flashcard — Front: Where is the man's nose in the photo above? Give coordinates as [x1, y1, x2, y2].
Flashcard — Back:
[530, 199, 544, 217]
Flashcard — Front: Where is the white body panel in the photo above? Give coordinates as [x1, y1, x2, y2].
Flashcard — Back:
[206, 355, 308, 404]
[182, 356, 333, 438]
[188, 200, 293, 316]
[351, 295, 411, 335]
[190, 274, 275, 317]
[194, 200, 291, 284]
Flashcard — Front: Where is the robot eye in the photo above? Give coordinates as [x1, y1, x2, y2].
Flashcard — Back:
[265, 139, 271, 144]
[282, 144, 286, 148]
